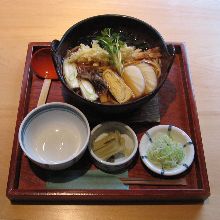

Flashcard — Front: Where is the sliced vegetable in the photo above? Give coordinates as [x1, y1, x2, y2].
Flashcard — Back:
[79, 79, 98, 101]
[63, 59, 79, 88]
[147, 134, 185, 169]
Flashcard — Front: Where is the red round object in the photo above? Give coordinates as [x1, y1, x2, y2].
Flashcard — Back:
[31, 48, 58, 80]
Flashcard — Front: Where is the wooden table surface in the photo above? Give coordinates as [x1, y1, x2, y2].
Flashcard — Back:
[1, 0, 219, 219]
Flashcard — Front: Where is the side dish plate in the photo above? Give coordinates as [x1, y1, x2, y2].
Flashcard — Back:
[139, 125, 195, 176]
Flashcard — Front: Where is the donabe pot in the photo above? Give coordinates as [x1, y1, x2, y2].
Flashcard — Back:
[51, 14, 175, 114]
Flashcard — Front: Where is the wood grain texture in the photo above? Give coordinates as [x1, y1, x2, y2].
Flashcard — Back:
[0, 0, 220, 219]
[37, 79, 52, 106]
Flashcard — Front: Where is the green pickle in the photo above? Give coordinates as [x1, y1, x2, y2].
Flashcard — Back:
[92, 130, 129, 161]
[147, 134, 185, 169]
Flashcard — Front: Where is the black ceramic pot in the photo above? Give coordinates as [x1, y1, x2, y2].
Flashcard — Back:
[51, 14, 175, 114]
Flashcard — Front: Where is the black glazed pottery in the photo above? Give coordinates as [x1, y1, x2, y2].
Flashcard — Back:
[51, 14, 175, 114]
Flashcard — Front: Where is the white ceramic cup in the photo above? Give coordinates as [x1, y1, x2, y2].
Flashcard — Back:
[19, 102, 90, 170]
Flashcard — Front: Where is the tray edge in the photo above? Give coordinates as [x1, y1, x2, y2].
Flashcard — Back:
[6, 42, 210, 202]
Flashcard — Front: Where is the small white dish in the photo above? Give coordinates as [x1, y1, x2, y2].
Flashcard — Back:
[139, 125, 195, 176]
[19, 102, 90, 170]
[89, 121, 138, 173]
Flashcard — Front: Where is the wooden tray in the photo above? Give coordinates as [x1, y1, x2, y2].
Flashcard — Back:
[6, 42, 210, 202]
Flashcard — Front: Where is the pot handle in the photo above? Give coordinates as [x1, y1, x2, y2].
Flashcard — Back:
[166, 43, 175, 57]
[51, 39, 60, 54]
[166, 43, 175, 73]
[51, 40, 62, 79]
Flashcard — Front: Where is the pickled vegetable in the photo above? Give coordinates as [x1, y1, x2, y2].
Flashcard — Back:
[147, 134, 185, 169]
[92, 130, 133, 161]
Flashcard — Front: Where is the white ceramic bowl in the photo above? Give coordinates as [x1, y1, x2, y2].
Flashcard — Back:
[19, 102, 90, 170]
[139, 125, 195, 176]
[89, 121, 138, 173]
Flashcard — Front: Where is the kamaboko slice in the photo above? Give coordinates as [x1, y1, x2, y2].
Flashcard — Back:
[122, 65, 145, 98]
[136, 62, 157, 95]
